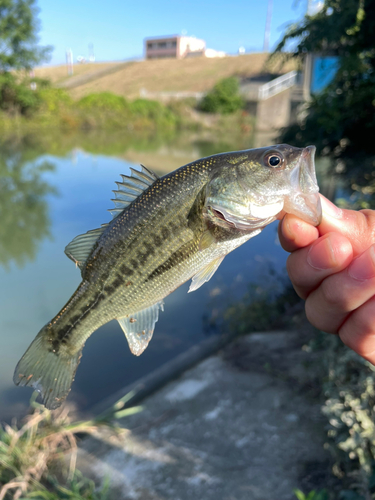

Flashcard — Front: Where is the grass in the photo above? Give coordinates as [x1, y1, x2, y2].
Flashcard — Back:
[33, 54, 297, 100]
[0, 392, 142, 499]
[33, 63, 123, 86]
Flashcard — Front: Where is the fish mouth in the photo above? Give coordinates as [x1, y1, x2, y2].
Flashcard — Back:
[206, 203, 277, 231]
[283, 146, 322, 226]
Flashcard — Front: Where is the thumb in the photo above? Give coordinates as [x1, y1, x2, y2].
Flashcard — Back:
[319, 196, 375, 256]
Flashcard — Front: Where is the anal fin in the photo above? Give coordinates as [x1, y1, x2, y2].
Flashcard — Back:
[117, 301, 164, 356]
[189, 256, 225, 293]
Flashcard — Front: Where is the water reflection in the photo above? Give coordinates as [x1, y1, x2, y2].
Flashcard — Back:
[0, 142, 55, 269]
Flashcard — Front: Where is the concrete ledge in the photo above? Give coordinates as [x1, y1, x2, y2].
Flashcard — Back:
[91, 330, 240, 415]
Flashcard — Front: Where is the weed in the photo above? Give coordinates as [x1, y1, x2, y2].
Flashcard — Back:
[0, 391, 142, 499]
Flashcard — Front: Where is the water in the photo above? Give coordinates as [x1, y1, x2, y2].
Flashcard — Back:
[0, 133, 327, 421]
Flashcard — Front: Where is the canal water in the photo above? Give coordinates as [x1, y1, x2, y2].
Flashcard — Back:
[0, 133, 338, 421]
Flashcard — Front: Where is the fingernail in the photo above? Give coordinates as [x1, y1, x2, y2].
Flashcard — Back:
[348, 245, 375, 281]
[320, 196, 343, 219]
[307, 235, 337, 270]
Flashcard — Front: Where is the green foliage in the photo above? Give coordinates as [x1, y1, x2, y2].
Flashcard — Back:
[129, 98, 178, 129]
[21, 473, 110, 499]
[73, 93, 177, 131]
[78, 92, 129, 112]
[308, 331, 375, 497]
[272, 0, 375, 204]
[0, 0, 52, 71]
[223, 278, 302, 335]
[294, 489, 329, 500]
[0, 72, 49, 115]
[38, 87, 73, 114]
[199, 77, 244, 114]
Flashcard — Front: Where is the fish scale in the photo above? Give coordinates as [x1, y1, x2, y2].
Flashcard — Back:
[14, 144, 322, 409]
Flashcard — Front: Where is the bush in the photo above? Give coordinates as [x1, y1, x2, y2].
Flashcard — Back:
[0, 73, 49, 116]
[199, 77, 244, 114]
[307, 331, 375, 498]
[129, 98, 178, 130]
[78, 92, 129, 112]
[38, 87, 72, 113]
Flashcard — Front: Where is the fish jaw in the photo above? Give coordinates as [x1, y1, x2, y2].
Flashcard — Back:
[283, 146, 322, 226]
[204, 144, 322, 231]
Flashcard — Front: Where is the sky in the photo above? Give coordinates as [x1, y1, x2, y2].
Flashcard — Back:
[36, 0, 311, 66]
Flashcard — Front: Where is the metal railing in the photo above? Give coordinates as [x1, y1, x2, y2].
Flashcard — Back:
[258, 70, 298, 100]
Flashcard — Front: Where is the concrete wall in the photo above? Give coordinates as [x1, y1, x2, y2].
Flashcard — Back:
[255, 88, 292, 131]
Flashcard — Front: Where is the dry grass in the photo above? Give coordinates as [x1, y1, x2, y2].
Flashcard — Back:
[33, 62, 121, 85]
[34, 54, 297, 100]
[0, 392, 142, 499]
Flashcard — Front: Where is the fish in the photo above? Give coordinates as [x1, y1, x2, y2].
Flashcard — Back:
[14, 144, 322, 409]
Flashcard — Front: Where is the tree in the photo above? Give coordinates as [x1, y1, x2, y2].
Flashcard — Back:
[271, 0, 375, 204]
[0, 0, 52, 71]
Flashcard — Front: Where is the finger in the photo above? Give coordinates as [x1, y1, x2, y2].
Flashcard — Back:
[305, 244, 375, 334]
[286, 232, 353, 299]
[278, 214, 319, 252]
[339, 296, 375, 365]
[319, 196, 375, 256]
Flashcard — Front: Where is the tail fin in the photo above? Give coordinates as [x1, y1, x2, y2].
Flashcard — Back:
[13, 329, 82, 410]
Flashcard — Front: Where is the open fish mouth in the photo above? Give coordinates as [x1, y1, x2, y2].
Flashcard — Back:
[206, 146, 322, 230]
[283, 145, 322, 226]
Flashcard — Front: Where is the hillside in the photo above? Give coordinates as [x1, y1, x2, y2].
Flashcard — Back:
[34, 53, 296, 100]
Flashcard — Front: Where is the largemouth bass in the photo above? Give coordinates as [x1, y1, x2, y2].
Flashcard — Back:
[14, 144, 322, 409]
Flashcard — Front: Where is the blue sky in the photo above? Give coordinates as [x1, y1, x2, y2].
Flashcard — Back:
[36, 0, 310, 66]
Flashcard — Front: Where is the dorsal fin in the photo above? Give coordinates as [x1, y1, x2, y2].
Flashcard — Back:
[64, 224, 108, 273]
[109, 164, 159, 220]
[65, 165, 159, 271]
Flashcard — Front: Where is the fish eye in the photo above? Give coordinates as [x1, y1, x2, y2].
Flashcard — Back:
[264, 152, 284, 168]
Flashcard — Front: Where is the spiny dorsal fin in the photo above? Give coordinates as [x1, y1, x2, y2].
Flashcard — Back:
[64, 224, 108, 272]
[117, 301, 164, 356]
[109, 164, 159, 220]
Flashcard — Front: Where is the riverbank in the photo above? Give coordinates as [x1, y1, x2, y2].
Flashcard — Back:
[77, 330, 335, 500]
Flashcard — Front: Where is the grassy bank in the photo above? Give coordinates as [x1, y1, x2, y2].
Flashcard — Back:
[0, 83, 256, 148]
[0, 86, 180, 134]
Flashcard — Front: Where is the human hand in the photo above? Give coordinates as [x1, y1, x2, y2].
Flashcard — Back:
[278, 195, 375, 365]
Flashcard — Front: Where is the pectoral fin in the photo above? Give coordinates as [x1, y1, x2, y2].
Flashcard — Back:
[188, 256, 225, 293]
[117, 301, 164, 356]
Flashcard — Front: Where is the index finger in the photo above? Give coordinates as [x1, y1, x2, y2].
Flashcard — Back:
[278, 213, 320, 252]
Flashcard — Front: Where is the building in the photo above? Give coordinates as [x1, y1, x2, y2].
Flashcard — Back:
[145, 35, 206, 59]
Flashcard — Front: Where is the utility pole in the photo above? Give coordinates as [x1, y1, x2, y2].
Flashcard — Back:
[66, 48, 73, 75]
[263, 0, 273, 52]
[88, 43, 95, 62]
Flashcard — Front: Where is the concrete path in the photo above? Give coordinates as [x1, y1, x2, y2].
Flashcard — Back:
[78, 331, 332, 500]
